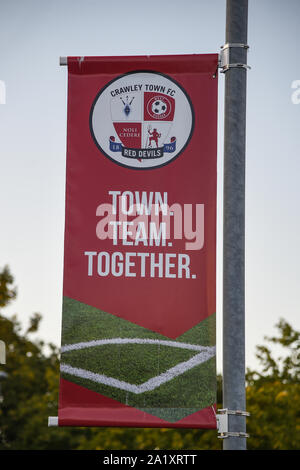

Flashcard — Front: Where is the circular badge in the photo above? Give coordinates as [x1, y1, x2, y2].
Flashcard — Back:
[90, 71, 194, 170]
[147, 95, 172, 120]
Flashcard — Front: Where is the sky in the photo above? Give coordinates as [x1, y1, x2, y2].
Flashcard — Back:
[0, 0, 299, 373]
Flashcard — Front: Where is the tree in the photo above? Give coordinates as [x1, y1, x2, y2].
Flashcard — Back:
[246, 319, 300, 450]
[0, 266, 84, 449]
[0, 265, 16, 308]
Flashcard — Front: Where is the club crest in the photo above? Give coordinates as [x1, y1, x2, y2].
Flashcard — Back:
[90, 71, 194, 169]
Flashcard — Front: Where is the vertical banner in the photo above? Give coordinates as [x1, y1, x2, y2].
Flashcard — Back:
[58, 54, 218, 428]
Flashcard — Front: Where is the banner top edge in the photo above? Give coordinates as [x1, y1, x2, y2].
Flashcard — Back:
[61, 53, 219, 75]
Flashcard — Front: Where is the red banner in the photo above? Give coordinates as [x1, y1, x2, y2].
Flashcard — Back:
[58, 54, 218, 428]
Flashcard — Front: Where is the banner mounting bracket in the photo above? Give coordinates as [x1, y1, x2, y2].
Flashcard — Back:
[216, 408, 250, 439]
[0, 340, 5, 364]
[218, 43, 251, 73]
[48, 416, 58, 426]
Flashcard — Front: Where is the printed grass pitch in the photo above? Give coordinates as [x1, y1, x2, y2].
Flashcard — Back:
[61, 296, 216, 422]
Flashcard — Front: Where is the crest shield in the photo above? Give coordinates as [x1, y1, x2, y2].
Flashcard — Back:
[110, 90, 176, 160]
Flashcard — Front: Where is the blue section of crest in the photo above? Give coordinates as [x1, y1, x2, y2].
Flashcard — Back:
[163, 140, 176, 153]
[109, 139, 123, 152]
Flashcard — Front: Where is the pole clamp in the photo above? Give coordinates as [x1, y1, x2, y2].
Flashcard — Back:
[219, 43, 251, 73]
[216, 408, 250, 439]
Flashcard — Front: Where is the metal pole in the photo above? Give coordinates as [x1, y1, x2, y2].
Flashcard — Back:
[222, 0, 248, 450]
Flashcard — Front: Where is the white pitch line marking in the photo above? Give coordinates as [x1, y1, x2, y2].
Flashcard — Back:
[60, 339, 216, 394]
[61, 338, 211, 353]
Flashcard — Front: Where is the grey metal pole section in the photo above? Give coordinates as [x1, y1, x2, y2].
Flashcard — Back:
[222, 0, 249, 450]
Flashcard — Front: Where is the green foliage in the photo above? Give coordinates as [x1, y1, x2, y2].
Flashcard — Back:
[0, 265, 16, 307]
[246, 318, 300, 385]
[0, 266, 299, 450]
[245, 318, 300, 450]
